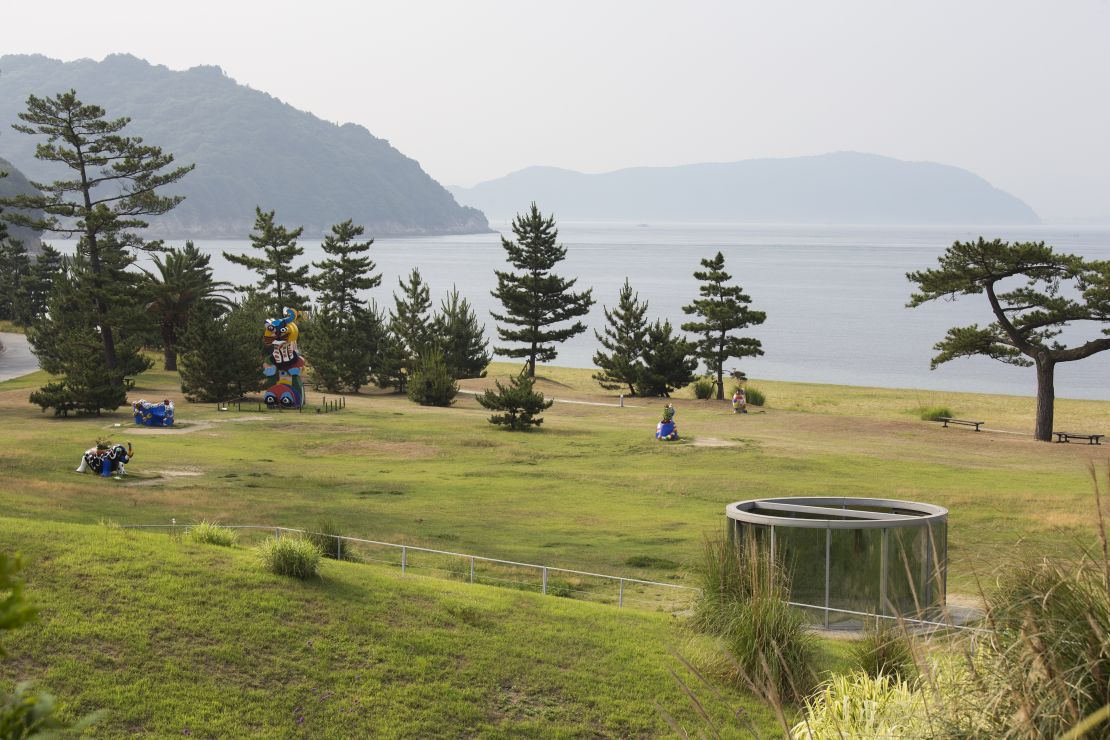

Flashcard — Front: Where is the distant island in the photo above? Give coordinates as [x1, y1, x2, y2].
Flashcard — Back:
[0, 54, 490, 239]
[450, 152, 1040, 225]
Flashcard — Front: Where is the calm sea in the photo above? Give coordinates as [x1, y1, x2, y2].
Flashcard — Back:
[154, 222, 1110, 401]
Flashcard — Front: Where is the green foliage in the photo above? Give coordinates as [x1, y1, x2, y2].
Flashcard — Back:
[0, 554, 36, 649]
[223, 207, 311, 316]
[143, 242, 233, 371]
[306, 521, 346, 560]
[691, 537, 817, 704]
[0, 239, 30, 324]
[407, 348, 458, 407]
[433, 287, 490, 379]
[792, 672, 929, 739]
[917, 405, 952, 421]
[311, 219, 381, 316]
[592, 278, 648, 394]
[744, 386, 766, 407]
[13, 245, 62, 327]
[178, 295, 267, 402]
[635, 319, 698, 397]
[257, 536, 321, 579]
[187, 521, 238, 547]
[692, 376, 716, 400]
[491, 203, 594, 377]
[384, 268, 434, 392]
[0, 90, 193, 380]
[850, 623, 916, 682]
[907, 238, 1110, 440]
[681, 252, 766, 400]
[476, 369, 554, 430]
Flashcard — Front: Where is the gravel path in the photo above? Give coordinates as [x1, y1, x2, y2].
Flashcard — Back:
[0, 332, 37, 382]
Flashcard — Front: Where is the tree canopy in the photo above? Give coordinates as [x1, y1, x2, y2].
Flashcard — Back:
[907, 238, 1110, 441]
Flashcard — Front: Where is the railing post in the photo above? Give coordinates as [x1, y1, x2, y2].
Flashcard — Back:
[470, 556, 475, 584]
[402, 546, 407, 575]
[274, 528, 280, 540]
[824, 527, 831, 629]
[619, 578, 624, 608]
[336, 537, 342, 561]
[542, 567, 548, 595]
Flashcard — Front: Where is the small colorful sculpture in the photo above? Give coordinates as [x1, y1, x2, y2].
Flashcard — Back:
[133, 398, 175, 426]
[262, 307, 307, 409]
[656, 403, 679, 441]
[76, 440, 134, 477]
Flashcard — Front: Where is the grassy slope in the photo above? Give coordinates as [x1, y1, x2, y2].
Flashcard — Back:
[0, 517, 780, 737]
[2, 363, 1107, 596]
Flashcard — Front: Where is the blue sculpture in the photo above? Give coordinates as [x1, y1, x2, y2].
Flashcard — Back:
[133, 398, 175, 427]
[76, 440, 134, 477]
[656, 403, 679, 441]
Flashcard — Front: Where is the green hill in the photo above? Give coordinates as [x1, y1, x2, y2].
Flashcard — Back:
[0, 517, 776, 737]
[0, 54, 489, 239]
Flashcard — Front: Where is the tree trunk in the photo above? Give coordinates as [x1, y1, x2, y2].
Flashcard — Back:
[1034, 358, 1056, 442]
[529, 341, 536, 378]
[162, 323, 177, 371]
[716, 365, 725, 400]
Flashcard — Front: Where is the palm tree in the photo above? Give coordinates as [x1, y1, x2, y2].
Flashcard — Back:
[144, 242, 233, 370]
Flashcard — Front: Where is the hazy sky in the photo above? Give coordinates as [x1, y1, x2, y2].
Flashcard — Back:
[4, 0, 1109, 222]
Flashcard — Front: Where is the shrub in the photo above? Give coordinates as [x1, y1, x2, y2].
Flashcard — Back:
[917, 405, 952, 421]
[257, 536, 321, 579]
[407, 348, 458, 407]
[187, 521, 238, 547]
[692, 376, 716, 400]
[792, 672, 929, 739]
[691, 536, 817, 703]
[306, 520, 347, 560]
[851, 622, 916, 681]
[745, 386, 766, 407]
[476, 369, 553, 430]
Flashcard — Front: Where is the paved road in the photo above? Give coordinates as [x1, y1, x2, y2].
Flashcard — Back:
[0, 332, 38, 381]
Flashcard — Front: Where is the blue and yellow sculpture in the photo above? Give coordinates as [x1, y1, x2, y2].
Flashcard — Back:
[262, 307, 306, 409]
[76, 440, 134, 477]
[656, 403, 679, 441]
[133, 398, 174, 426]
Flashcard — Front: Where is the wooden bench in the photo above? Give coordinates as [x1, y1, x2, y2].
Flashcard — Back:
[937, 417, 984, 432]
[1053, 432, 1104, 445]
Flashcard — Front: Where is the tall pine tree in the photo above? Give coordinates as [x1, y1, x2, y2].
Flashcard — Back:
[636, 319, 698, 397]
[0, 90, 192, 382]
[491, 204, 594, 377]
[434, 287, 490, 379]
[681, 252, 765, 400]
[312, 220, 380, 316]
[15, 245, 63, 326]
[384, 269, 433, 392]
[224, 207, 310, 315]
[592, 278, 649, 394]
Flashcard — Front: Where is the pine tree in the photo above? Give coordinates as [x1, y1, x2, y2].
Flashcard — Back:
[14, 245, 63, 326]
[143, 242, 233, 370]
[636, 319, 698, 397]
[224, 208, 310, 315]
[0, 90, 193, 379]
[385, 268, 433, 391]
[476, 369, 554, 430]
[434, 287, 490, 379]
[681, 252, 766, 400]
[490, 204, 594, 377]
[407, 348, 458, 407]
[0, 240, 31, 322]
[312, 220, 380, 316]
[178, 295, 268, 402]
[592, 278, 649, 394]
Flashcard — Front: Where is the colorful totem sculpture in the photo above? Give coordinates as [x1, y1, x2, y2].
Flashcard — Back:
[133, 398, 175, 426]
[655, 403, 679, 441]
[76, 440, 134, 477]
[262, 307, 306, 409]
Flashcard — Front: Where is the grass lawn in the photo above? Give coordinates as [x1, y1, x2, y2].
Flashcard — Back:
[0, 517, 784, 737]
[1, 362, 1106, 597]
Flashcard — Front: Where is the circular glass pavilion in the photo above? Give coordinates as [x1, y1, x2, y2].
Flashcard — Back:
[725, 497, 948, 628]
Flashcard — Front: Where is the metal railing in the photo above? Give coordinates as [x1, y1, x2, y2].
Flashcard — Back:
[122, 523, 985, 631]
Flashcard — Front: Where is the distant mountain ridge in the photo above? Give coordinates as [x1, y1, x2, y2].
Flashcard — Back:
[0, 54, 489, 239]
[450, 153, 1040, 225]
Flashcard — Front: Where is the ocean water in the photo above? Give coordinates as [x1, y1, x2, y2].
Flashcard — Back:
[156, 222, 1110, 401]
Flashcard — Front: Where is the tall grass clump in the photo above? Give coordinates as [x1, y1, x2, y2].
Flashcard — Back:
[851, 621, 916, 681]
[791, 671, 928, 739]
[692, 376, 716, 400]
[691, 536, 817, 703]
[917, 405, 953, 421]
[744, 386, 766, 407]
[187, 521, 238, 547]
[257, 536, 321, 579]
[306, 520, 347, 560]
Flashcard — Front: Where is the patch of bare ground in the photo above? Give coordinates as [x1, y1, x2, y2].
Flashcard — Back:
[123, 469, 203, 487]
[688, 436, 741, 448]
[323, 438, 440, 459]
